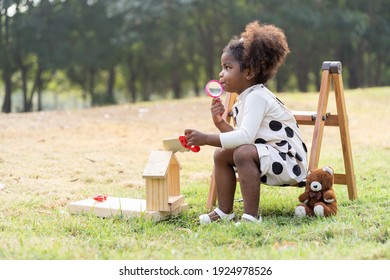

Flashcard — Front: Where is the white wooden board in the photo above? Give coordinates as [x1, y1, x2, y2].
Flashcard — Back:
[67, 196, 187, 220]
[163, 137, 189, 153]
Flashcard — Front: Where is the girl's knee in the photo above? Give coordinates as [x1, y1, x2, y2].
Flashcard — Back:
[233, 145, 258, 166]
[213, 148, 233, 165]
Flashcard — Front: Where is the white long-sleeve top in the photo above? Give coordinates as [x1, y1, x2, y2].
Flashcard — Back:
[220, 84, 307, 171]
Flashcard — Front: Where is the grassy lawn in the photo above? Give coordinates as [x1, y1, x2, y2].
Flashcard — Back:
[0, 87, 389, 260]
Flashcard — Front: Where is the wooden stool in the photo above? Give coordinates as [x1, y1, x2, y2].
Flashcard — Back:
[206, 61, 357, 210]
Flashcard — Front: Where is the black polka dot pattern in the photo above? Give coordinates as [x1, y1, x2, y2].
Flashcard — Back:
[293, 165, 302, 176]
[279, 153, 287, 161]
[255, 138, 266, 144]
[272, 162, 283, 175]
[302, 142, 308, 153]
[269, 120, 282, 131]
[261, 175, 267, 183]
[276, 140, 287, 147]
[285, 127, 294, 138]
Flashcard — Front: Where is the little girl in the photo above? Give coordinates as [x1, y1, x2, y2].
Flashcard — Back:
[185, 21, 307, 224]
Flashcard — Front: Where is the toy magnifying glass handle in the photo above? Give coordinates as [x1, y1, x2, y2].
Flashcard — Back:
[179, 136, 200, 153]
[205, 80, 224, 98]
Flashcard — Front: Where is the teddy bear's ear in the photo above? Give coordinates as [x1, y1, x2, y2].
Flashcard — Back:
[322, 165, 334, 176]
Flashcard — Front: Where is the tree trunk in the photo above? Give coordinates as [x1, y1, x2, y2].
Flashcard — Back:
[20, 62, 29, 112]
[172, 70, 181, 99]
[1, 13, 12, 113]
[296, 59, 308, 92]
[107, 67, 116, 104]
[193, 79, 200, 97]
[89, 68, 96, 105]
[36, 65, 43, 111]
[374, 54, 384, 86]
[141, 72, 150, 102]
[125, 56, 137, 103]
[275, 68, 289, 92]
[171, 40, 181, 99]
[26, 64, 43, 112]
[348, 45, 364, 89]
[2, 71, 12, 113]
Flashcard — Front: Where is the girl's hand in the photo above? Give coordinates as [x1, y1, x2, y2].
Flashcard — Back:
[211, 97, 224, 125]
[184, 129, 207, 146]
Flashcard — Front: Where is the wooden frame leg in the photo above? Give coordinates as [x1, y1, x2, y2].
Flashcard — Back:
[207, 167, 217, 210]
[308, 69, 331, 171]
[333, 73, 357, 199]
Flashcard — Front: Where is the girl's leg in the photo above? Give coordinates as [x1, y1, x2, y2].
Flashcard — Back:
[213, 148, 236, 214]
[233, 145, 261, 218]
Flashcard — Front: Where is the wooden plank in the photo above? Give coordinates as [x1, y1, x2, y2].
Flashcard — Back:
[168, 195, 184, 211]
[145, 178, 154, 210]
[293, 111, 339, 126]
[334, 173, 347, 185]
[146, 178, 169, 211]
[163, 138, 189, 153]
[168, 157, 181, 196]
[159, 178, 169, 211]
[67, 197, 187, 221]
[67, 197, 147, 218]
[142, 151, 172, 178]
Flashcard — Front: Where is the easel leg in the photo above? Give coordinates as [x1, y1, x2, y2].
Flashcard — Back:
[308, 70, 331, 170]
[333, 73, 357, 199]
[207, 167, 217, 210]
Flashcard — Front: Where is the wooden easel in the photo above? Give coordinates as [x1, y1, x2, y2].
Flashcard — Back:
[206, 61, 357, 210]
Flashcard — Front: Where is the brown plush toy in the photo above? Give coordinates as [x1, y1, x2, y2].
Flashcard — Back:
[295, 166, 337, 217]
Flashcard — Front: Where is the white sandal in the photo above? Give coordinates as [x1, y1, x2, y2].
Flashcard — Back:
[199, 208, 235, 225]
[235, 213, 262, 226]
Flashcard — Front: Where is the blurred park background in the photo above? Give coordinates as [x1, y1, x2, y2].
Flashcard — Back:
[0, 0, 389, 113]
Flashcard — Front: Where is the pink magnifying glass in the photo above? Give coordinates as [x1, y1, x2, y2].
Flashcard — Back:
[205, 80, 224, 98]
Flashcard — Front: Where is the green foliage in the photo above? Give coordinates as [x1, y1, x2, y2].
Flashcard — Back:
[1, 0, 390, 112]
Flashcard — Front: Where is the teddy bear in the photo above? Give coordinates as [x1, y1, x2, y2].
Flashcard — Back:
[295, 165, 337, 217]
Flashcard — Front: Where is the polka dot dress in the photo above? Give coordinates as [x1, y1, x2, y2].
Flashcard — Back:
[219, 84, 308, 186]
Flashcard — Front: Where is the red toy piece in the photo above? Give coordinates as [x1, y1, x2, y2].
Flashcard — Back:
[93, 194, 108, 202]
[179, 136, 200, 153]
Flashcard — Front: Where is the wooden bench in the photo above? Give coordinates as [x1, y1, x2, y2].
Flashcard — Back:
[206, 61, 357, 210]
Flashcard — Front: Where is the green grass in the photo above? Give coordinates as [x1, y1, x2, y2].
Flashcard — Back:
[0, 87, 389, 260]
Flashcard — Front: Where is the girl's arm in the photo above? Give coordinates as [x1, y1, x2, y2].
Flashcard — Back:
[184, 129, 221, 147]
[211, 97, 234, 133]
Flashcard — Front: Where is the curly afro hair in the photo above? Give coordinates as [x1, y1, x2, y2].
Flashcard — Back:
[223, 20, 290, 84]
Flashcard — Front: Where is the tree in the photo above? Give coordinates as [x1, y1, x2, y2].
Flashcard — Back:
[1, 0, 18, 112]
[1, 0, 389, 112]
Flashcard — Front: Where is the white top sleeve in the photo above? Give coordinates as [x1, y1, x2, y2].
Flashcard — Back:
[219, 88, 269, 149]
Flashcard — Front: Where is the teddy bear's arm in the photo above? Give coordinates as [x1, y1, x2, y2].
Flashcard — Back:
[323, 190, 336, 203]
[299, 192, 309, 204]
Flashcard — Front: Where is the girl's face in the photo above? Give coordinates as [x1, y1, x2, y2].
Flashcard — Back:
[219, 52, 253, 94]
